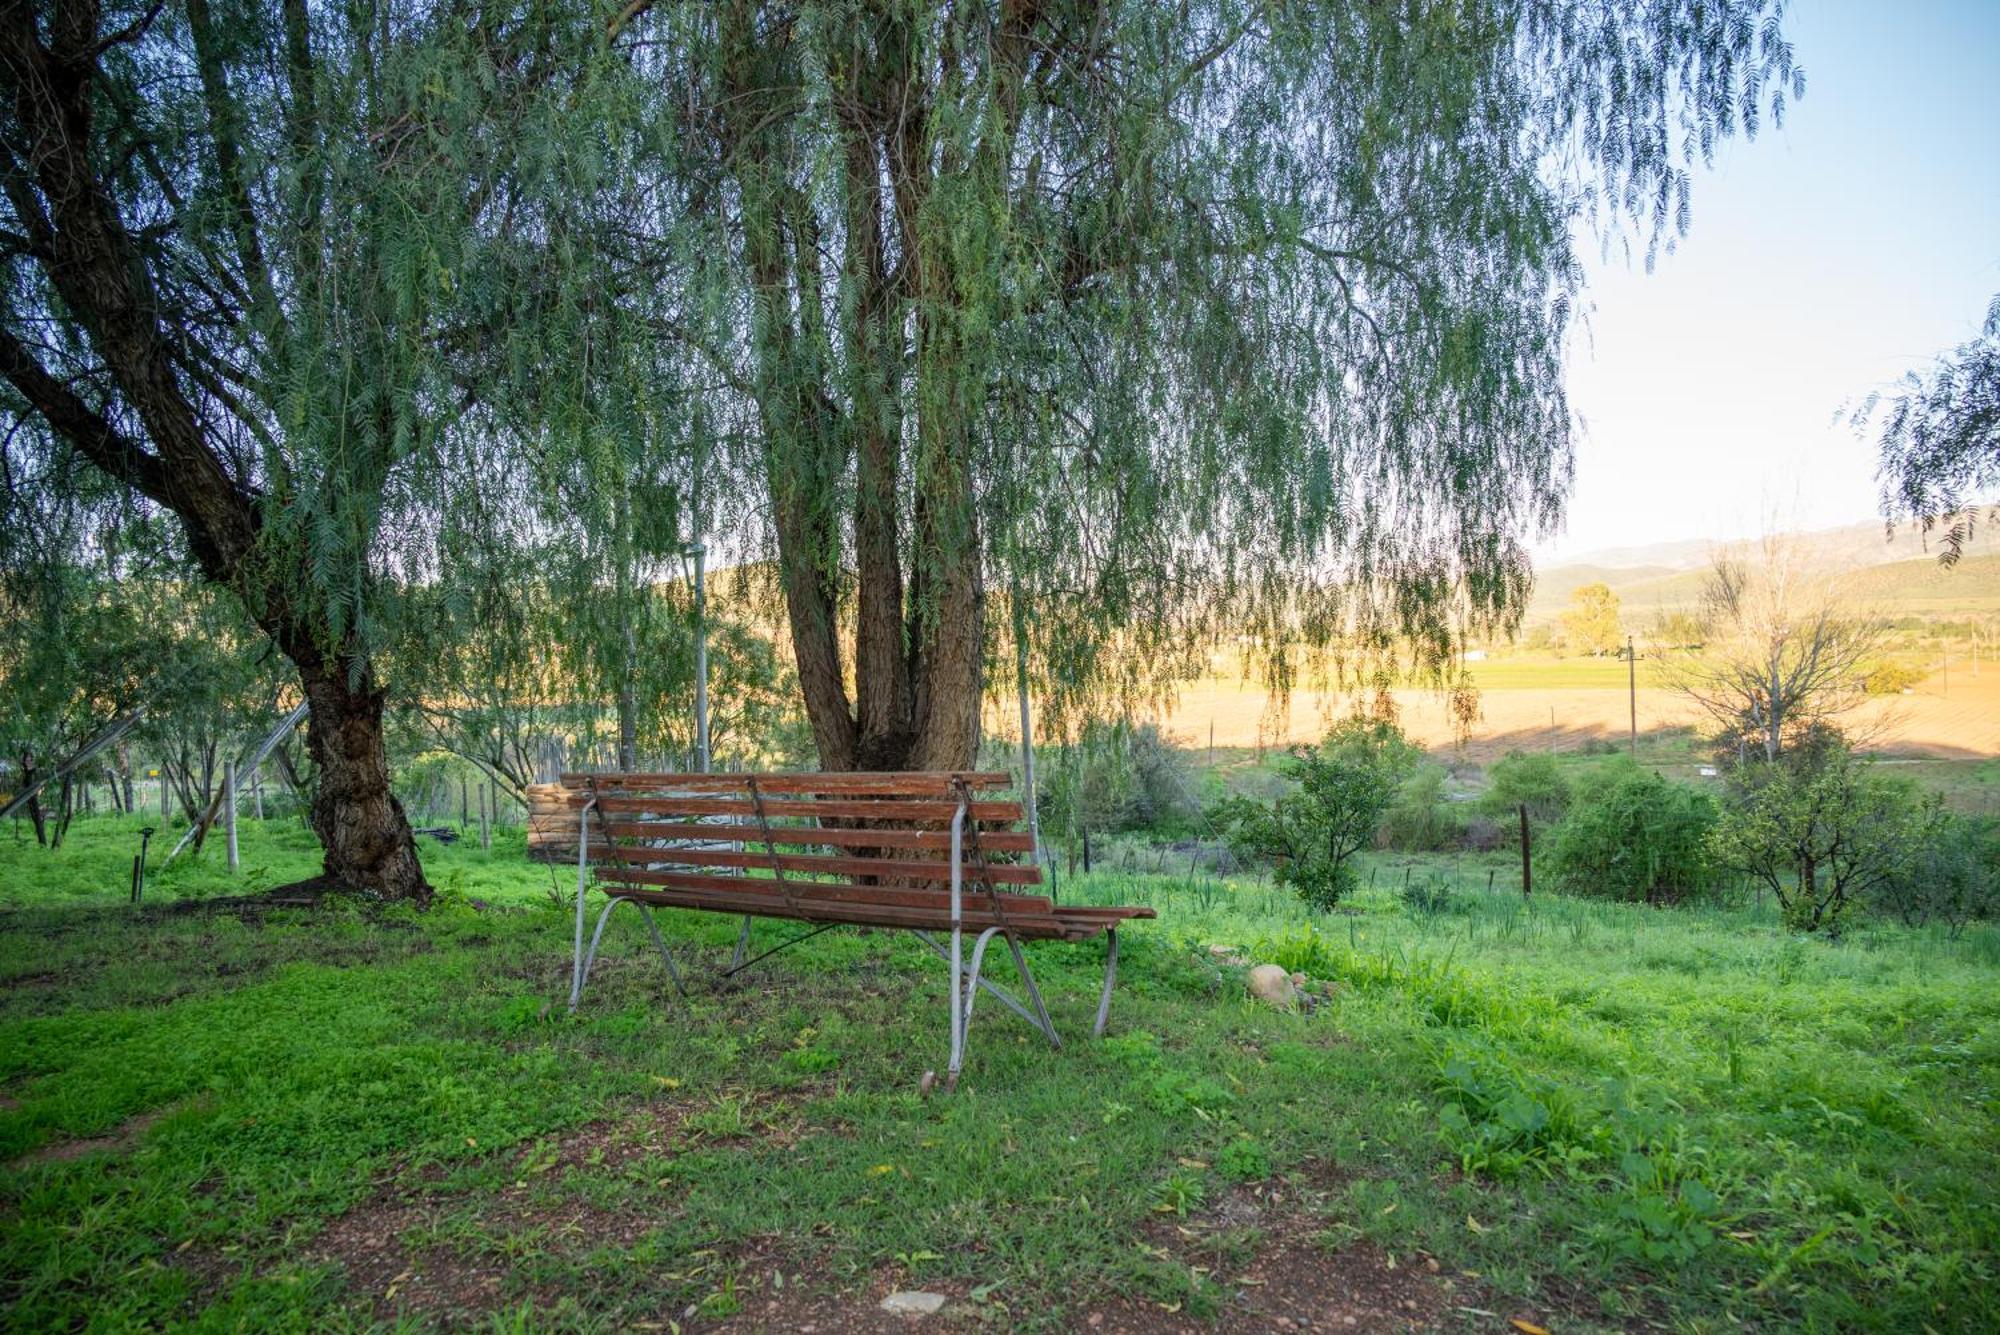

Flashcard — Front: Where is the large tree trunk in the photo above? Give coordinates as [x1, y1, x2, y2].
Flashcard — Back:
[299, 664, 428, 904]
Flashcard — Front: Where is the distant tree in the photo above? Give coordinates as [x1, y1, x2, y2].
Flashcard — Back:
[1859, 293, 2000, 564]
[1712, 740, 1929, 934]
[134, 582, 290, 842]
[1667, 537, 1885, 764]
[1215, 717, 1420, 910]
[1653, 610, 1709, 650]
[0, 561, 149, 846]
[1561, 583, 1624, 656]
[1479, 751, 1573, 828]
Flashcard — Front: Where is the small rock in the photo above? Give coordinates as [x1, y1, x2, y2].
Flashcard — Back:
[881, 1291, 948, 1317]
[1246, 964, 1300, 1010]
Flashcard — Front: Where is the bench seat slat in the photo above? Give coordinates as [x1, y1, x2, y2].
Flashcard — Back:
[587, 844, 1044, 886]
[600, 884, 1143, 942]
[595, 866, 1055, 914]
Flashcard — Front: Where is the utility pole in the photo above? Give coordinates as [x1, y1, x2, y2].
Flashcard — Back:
[1627, 634, 1637, 760]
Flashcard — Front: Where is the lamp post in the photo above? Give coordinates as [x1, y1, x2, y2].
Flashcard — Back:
[681, 542, 710, 773]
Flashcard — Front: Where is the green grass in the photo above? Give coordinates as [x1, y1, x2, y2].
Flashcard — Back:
[2, 817, 1997, 1329]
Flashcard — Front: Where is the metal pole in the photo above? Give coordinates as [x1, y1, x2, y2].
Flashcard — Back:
[690, 543, 710, 773]
[225, 758, 239, 872]
[479, 783, 491, 850]
[132, 826, 154, 904]
[1012, 591, 1041, 864]
[947, 801, 966, 1087]
[159, 767, 169, 820]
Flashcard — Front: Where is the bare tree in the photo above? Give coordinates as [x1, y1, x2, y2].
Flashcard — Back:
[1666, 535, 1886, 764]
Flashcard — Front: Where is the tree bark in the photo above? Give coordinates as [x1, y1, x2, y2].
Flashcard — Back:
[299, 663, 428, 904]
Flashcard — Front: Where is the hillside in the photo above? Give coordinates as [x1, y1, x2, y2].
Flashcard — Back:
[1528, 522, 2000, 626]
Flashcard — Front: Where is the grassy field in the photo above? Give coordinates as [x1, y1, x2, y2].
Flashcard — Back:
[1144, 653, 2000, 763]
[2, 815, 1997, 1330]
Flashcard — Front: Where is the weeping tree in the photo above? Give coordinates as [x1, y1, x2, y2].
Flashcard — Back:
[0, 2, 630, 898]
[613, 0, 1802, 773]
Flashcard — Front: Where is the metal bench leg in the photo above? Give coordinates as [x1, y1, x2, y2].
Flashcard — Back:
[574, 897, 686, 1007]
[915, 932, 1045, 1034]
[569, 799, 594, 1011]
[730, 914, 754, 970]
[1093, 928, 1120, 1038]
[634, 904, 687, 998]
[1004, 935, 1061, 1049]
[948, 926, 1006, 1088]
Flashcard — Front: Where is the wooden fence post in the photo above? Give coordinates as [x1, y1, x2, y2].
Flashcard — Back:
[1518, 803, 1531, 899]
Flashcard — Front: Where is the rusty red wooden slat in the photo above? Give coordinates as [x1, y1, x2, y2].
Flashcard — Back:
[588, 843, 1044, 886]
[559, 770, 1012, 794]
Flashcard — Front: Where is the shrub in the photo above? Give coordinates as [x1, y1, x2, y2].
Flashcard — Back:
[1401, 873, 1466, 916]
[1545, 763, 1718, 904]
[1479, 750, 1573, 827]
[1860, 661, 1925, 696]
[1713, 743, 1932, 934]
[1379, 764, 1467, 851]
[1213, 716, 1419, 910]
[1870, 814, 1998, 935]
[1041, 720, 1196, 839]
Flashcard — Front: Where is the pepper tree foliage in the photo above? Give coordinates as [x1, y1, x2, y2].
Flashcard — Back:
[610, 0, 1802, 770]
[1861, 293, 2000, 565]
[1, 1, 1803, 884]
[0, 3, 706, 894]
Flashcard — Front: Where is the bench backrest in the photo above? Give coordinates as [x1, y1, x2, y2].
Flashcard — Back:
[534, 770, 1042, 916]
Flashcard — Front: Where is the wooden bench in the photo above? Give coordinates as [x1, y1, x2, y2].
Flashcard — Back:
[543, 770, 1155, 1089]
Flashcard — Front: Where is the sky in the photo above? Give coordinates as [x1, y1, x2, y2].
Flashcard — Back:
[1541, 0, 2000, 565]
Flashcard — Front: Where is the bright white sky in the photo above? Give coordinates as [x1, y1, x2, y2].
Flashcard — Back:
[1542, 0, 2000, 564]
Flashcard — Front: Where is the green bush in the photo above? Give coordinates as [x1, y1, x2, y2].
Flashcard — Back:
[1545, 763, 1719, 904]
[1860, 661, 1925, 696]
[1870, 814, 1998, 935]
[1715, 743, 1942, 934]
[1213, 716, 1419, 910]
[1379, 765, 1468, 851]
[1400, 872, 1466, 916]
[1040, 720, 1196, 839]
[1479, 750, 1573, 827]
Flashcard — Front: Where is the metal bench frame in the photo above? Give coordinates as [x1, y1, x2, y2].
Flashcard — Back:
[561, 783, 1131, 1089]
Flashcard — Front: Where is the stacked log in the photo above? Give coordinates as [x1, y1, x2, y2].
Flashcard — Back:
[524, 783, 577, 862]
